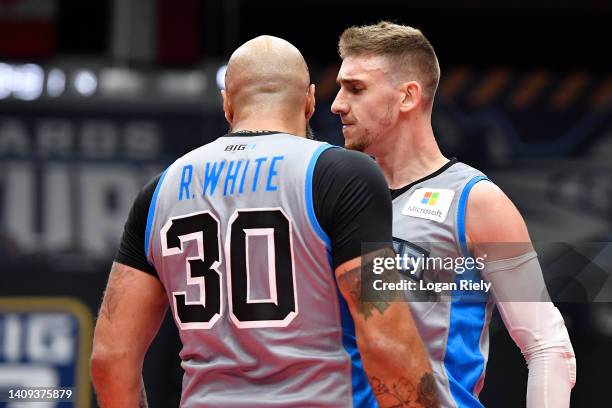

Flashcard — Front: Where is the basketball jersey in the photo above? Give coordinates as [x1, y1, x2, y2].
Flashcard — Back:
[391, 160, 493, 408]
[144, 133, 377, 407]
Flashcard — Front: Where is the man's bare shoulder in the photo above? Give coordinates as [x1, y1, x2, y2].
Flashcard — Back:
[465, 180, 531, 245]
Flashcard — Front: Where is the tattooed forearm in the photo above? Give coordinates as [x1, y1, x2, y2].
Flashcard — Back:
[368, 373, 439, 408]
[369, 375, 414, 407]
[417, 373, 439, 408]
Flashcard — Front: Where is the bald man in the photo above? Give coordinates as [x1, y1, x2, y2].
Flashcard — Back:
[90, 36, 436, 408]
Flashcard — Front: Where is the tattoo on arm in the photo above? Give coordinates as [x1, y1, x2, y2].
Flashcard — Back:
[337, 265, 390, 319]
[337, 249, 406, 320]
[416, 373, 439, 408]
[368, 373, 439, 408]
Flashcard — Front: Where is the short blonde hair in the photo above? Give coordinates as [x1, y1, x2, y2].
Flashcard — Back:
[338, 21, 440, 105]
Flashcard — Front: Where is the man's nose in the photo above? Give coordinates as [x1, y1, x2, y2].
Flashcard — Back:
[331, 92, 347, 115]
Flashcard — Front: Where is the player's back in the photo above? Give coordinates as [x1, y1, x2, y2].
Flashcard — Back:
[145, 132, 358, 407]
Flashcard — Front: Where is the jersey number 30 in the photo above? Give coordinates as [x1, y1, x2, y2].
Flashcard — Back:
[161, 209, 297, 330]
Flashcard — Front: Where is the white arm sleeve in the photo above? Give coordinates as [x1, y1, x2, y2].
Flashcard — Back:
[483, 251, 576, 408]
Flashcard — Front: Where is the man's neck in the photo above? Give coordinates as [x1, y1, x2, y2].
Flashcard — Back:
[373, 122, 448, 189]
[231, 116, 306, 137]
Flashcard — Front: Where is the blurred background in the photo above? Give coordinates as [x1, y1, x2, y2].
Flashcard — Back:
[0, 0, 610, 407]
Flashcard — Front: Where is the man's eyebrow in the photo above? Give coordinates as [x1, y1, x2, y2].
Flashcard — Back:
[336, 78, 365, 86]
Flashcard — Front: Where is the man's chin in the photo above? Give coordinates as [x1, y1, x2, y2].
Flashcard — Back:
[344, 140, 369, 153]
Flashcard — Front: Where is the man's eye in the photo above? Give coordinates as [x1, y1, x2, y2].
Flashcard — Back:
[351, 87, 363, 94]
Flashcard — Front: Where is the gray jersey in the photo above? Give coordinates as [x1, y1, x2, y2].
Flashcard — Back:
[145, 133, 375, 407]
[391, 160, 492, 408]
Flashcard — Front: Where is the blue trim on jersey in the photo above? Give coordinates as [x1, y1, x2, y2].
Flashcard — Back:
[305, 144, 336, 248]
[457, 175, 488, 258]
[307, 144, 375, 406]
[337, 293, 379, 408]
[444, 175, 489, 408]
[144, 168, 169, 262]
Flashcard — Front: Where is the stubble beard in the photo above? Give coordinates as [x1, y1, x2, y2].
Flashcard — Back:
[345, 128, 375, 153]
[345, 103, 394, 154]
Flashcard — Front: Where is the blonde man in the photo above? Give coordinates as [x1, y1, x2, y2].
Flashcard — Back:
[332, 21, 576, 408]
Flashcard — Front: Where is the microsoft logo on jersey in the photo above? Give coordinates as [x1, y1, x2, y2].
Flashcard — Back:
[421, 192, 439, 205]
[403, 188, 455, 223]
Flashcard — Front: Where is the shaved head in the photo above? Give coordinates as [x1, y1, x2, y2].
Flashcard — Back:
[224, 35, 311, 119]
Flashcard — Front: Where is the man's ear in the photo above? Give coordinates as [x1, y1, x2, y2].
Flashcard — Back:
[306, 84, 316, 120]
[221, 89, 233, 124]
[399, 81, 422, 113]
